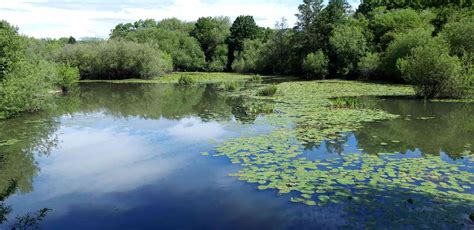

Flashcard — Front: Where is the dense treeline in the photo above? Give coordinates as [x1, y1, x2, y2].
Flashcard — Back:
[1, 0, 473, 119]
[105, 0, 473, 98]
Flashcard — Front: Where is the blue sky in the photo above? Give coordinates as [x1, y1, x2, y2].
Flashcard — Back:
[0, 0, 359, 39]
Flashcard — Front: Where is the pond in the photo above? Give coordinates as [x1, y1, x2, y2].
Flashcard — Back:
[0, 82, 473, 229]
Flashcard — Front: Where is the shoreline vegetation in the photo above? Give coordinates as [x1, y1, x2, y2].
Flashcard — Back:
[79, 72, 255, 84]
[1, 0, 474, 119]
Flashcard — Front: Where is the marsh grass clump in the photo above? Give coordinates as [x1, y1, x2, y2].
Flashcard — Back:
[250, 74, 262, 82]
[257, 85, 277, 96]
[222, 81, 240, 91]
[177, 75, 196, 86]
[330, 97, 362, 109]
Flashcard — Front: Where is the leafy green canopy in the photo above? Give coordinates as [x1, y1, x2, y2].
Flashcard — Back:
[58, 40, 172, 80]
[0, 20, 79, 119]
[110, 18, 205, 71]
[398, 38, 467, 98]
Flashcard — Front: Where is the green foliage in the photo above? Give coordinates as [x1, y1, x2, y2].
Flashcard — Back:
[370, 8, 435, 49]
[397, 38, 468, 98]
[358, 0, 472, 14]
[0, 21, 23, 81]
[1, 20, 76, 119]
[440, 15, 474, 69]
[206, 44, 228, 72]
[382, 28, 433, 82]
[55, 64, 80, 91]
[358, 52, 381, 79]
[227, 16, 261, 69]
[58, 40, 172, 80]
[329, 23, 368, 77]
[257, 85, 278, 96]
[177, 75, 197, 86]
[110, 18, 205, 71]
[302, 50, 329, 79]
[1, 59, 57, 118]
[254, 18, 294, 74]
[232, 39, 264, 73]
[191, 16, 230, 69]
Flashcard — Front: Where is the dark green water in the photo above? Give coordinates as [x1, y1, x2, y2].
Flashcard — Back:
[0, 83, 473, 229]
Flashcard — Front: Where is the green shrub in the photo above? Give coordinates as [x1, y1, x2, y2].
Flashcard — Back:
[257, 85, 278, 96]
[0, 20, 25, 82]
[383, 28, 433, 82]
[55, 64, 80, 91]
[58, 40, 173, 80]
[302, 50, 329, 79]
[232, 39, 263, 73]
[397, 38, 467, 99]
[177, 75, 196, 86]
[329, 24, 368, 77]
[111, 19, 206, 71]
[441, 16, 474, 59]
[0, 59, 57, 118]
[1, 20, 76, 119]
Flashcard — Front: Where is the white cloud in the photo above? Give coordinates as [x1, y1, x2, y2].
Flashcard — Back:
[0, 0, 301, 39]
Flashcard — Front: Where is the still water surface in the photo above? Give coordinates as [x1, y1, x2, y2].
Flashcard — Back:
[0, 83, 472, 229]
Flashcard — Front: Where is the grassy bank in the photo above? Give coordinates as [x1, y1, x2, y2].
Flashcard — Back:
[79, 72, 254, 84]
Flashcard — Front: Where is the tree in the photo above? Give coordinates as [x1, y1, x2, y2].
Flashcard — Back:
[255, 18, 293, 74]
[302, 50, 329, 79]
[227, 16, 260, 69]
[382, 28, 433, 82]
[232, 39, 264, 73]
[295, 0, 325, 31]
[67, 36, 76, 44]
[358, 52, 381, 79]
[191, 17, 230, 67]
[58, 40, 172, 80]
[157, 18, 194, 33]
[0, 21, 23, 81]
[329, 22, 369, 77]
[293, 0, 351, 74]
[441, 15, 474, 67]
[397, 38, 467, 98]
[110, 18, 205, 71]
[369, 8, 435, 49]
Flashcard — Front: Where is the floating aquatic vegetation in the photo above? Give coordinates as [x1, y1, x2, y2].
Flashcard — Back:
[205, 80, 473, 225]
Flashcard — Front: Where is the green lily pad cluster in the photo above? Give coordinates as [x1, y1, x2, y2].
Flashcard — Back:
[209, 80, 474, 209]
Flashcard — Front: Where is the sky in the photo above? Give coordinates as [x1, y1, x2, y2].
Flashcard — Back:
[0, 0, 359, 39]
